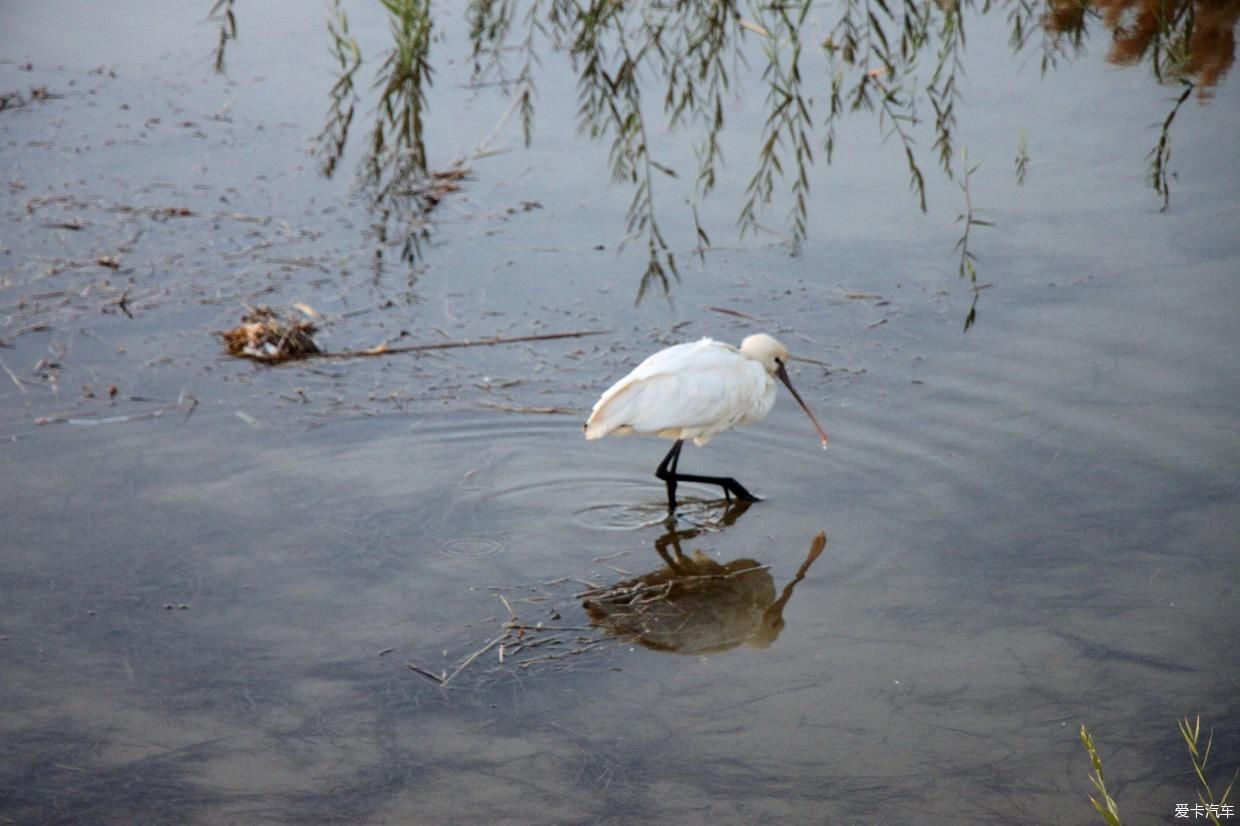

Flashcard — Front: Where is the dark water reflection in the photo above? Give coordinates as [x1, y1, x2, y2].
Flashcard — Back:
[1, 1, 1239, 823]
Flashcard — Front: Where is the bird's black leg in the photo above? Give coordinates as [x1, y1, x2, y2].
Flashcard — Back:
[654, 439, 761, 511]
[655, 439, 685, 513]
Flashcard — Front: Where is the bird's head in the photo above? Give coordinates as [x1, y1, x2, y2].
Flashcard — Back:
[739, 333, 789, 375]
[740, 333, 829, 446]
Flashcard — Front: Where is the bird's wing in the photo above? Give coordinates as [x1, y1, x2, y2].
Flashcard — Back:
[619, 338, 736, 384]
[585, 339, 765, 440]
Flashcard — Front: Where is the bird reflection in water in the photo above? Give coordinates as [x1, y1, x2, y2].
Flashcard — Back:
[581, 519, 826, 655]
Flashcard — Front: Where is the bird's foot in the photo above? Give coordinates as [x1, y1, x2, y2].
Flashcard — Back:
[721, 480, 760, 502]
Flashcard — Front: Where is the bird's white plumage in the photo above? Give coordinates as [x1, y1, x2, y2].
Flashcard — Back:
[584, 338, 777, 446]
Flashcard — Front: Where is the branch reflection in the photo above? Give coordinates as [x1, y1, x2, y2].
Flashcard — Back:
[318, 0, 454, 275]
[209, 0, 237, 74]
[1044, 0, 1239, 209]
[238, 0, 1235, 294]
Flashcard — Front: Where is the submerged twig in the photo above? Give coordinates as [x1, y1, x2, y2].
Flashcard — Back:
[705, 305, 768, 322]
[440, 633, 507, 686]
[476, 402, 579, 415]
[308, 329, 611, 361]
[503, 623, 595, 632]
[34, 398, 190, 427]
[516, 641, 603, 668]
[406, 663, 445, 684]
[0, 356, 28, 396]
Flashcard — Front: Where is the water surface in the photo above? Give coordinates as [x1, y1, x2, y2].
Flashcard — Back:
[2, 1, 1238, 823]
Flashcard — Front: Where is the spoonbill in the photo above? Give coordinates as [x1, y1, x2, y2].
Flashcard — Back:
[584, 334, 829, 511]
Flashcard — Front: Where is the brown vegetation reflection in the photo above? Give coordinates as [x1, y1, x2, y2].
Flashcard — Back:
[581, 525, 826, 655]
[1044, 0, 1239, 207]
[1047, 0, 1236, 91]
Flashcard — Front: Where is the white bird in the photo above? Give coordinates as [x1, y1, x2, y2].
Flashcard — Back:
[584, 333, 829, 511]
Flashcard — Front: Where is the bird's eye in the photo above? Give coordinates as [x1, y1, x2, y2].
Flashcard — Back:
[774, 357, 784, 366]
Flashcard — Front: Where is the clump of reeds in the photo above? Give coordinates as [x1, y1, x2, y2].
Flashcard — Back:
[1080, 724, 1123, 826]
[1080, 717, 1237, 825]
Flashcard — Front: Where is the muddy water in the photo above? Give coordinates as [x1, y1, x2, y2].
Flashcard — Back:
[3, 0, 1239, 823]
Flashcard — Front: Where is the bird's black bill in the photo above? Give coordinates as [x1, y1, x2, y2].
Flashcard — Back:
[776, 362, 829, 446]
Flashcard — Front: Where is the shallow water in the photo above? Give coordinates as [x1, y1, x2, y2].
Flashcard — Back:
[2, 0, 1239, 823]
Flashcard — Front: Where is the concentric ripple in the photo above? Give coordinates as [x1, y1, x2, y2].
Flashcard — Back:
[439, 537, 506, 557]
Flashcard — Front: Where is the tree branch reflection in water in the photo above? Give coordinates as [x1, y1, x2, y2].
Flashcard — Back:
[318, 0, 446, 271]
[1048, 0, 1237, 91]
[209, 0, 238, 73]
[215, 0, 1237, 296]
[1043, 0, 1239, 207]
